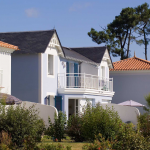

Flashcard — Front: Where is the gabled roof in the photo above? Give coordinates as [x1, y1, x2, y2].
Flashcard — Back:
[0, 30, 112, 65]
[110, 56, 150, 71]
[70, 46, 107, 63]
[63, 47, 97, 65]
[0, 41, 19, 50]
[0, 29, 64, 55]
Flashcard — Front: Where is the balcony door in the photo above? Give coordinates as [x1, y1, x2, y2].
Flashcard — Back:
[66, 62, 79, 88]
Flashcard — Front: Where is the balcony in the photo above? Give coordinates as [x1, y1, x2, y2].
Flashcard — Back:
[58, 73, 114, 95]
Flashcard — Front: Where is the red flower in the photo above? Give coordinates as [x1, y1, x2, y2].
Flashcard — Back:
[98, 148, 100, 150]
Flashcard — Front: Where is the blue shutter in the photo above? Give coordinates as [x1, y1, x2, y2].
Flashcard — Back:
[74, 63, 78, 87]
[55, 96, 62, 111]
[48, 95, 50, 105]
[44, 97, 47, 105]
[66, 62, 69, 87]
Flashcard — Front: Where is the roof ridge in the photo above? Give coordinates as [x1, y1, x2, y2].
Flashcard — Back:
[113, 57, 135, 64]
[113, 56, 150, 64]
[134, 56, 150, 64]
[70, 46, 106, 49]
[0, 29, 55, 34]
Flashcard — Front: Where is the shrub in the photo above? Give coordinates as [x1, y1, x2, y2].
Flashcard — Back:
[82, 133, 114, 150]
[0, 104, 45, 147]
[81, 102, 122, 141]
[46, 111, 66, 142]
[0, 131, 15, 150]
[83, 124, 150, 150]
[66, 114, 84, 142]
[113, 123, 150, 150]
[137, 113, 150, 138]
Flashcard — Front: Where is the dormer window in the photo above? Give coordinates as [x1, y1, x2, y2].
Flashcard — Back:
[48, 54, 54, 75]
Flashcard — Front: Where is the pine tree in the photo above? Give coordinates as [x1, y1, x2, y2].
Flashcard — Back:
[135, 3, 150, 60]
[88, 7, 138, 60]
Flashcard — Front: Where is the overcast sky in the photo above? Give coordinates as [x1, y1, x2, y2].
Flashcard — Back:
[0, 0, 150, 62]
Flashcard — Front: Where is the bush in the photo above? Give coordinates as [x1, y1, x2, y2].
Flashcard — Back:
[83, 124, 150, 150]
[0, 131, 15, 150]
[46, 111, 66, 142]
[138, 113, 150, 138]
[82, 133, 114, 150]
[0, 104, 45, 147]
[113, 123, 150, 150]
[137, 93, 150, 138]
[66, 114, 84, 142]
[81, 102, 122, 141]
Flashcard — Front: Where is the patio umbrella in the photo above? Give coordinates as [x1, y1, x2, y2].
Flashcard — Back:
[118, 100, 144, 107]
[0, 93, 22, 105]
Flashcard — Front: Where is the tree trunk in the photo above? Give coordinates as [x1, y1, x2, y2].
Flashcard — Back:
[127, 28, 131, 58]
[144, 30, 148, 60]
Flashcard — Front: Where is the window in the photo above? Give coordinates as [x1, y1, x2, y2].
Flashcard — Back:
[0, 70, 3, 88]
[48, 55, 54, 75]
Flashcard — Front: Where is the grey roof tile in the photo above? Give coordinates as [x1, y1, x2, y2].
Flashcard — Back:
[63, 47, 96, 64]
[70, 47, 107, 63]
[0, 30, 55, 54]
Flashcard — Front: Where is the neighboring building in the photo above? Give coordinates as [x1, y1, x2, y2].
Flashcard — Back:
[110, 54, 150, 113]
[0, 29, 114, 119]
[0, 41, 19, 94]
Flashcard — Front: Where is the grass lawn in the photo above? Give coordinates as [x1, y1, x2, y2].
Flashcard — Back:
[38, 138, 89, 150]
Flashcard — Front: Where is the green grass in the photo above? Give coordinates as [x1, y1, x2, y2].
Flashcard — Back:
[38, 137, 89, 150]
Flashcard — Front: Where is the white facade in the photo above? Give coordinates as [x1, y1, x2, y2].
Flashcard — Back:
[0, 47, 15, 94]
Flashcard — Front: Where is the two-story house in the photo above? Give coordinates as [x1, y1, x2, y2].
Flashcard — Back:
[0, 41, 19, 94]
[0, 29, 114, 119]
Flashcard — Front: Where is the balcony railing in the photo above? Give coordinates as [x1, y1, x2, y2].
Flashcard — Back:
[58, 73, 113, 92]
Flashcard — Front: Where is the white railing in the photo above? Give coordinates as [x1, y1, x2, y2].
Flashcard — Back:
[58, 73, 113, 92]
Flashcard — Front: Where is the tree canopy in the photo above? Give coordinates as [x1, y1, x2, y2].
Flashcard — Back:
[88, 3, 150, 60]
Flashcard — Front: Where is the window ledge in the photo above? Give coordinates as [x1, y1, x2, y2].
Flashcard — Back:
[47, 74, 55, 78]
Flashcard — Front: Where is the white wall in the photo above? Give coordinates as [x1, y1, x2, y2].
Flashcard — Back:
[42, 46, 60, 104]
[110, 71, 150, 114]
[14, 101, 58, 126]
[80, 62, 98, 75]
[102, 103, 140, 126]
[0, 47, 15, 94]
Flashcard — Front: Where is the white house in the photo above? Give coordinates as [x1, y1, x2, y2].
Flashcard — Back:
[0, 41, 19, 94]
[110, 54, 150, 114]
[0, 29, 114, 119]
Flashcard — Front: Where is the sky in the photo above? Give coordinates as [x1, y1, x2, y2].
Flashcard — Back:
[0, 0, 150, 62]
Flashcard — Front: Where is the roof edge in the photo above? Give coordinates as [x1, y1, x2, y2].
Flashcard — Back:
[70, 46, 107, 49]
[0, 29, 55, 34]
